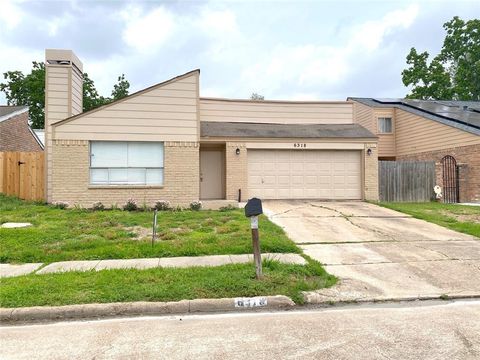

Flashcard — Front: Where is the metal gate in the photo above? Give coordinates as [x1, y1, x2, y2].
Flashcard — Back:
[441, 155, 459, 203]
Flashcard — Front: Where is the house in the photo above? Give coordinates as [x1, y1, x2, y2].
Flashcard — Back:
[44, 49, 379, 207]
[0, 106, 44, 152]
[350, 98, 480, 203]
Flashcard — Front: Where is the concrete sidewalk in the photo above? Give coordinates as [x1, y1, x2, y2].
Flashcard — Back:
[0, 253, 306, 278]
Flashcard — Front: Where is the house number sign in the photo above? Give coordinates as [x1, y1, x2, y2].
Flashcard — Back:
[293, 143, 307, 148]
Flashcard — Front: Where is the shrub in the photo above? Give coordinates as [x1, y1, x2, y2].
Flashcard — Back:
[189, 201, 202, 211]
[52, 201, 68, 210]
[154, 200, 171, 211]
[111, 203, 119, 210]
[123, 198, 138, 211]
[92, 202, 105, 211]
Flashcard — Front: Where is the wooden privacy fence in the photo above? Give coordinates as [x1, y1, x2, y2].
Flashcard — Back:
[379, 161, 436, 202]
[0, 151, 45, 201]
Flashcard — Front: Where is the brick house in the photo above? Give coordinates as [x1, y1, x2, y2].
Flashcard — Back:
[350, 98, 480, 203]
[0, 106, 44, 152]
[44, 49, 379, 208]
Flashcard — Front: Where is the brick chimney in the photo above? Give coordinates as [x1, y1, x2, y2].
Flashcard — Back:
[44, 49, 83, 202]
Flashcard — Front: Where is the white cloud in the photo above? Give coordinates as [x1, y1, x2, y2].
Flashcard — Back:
[120, 5, 176, 53]
[0, 0, 24, 30]
[238, 3, 420, 99]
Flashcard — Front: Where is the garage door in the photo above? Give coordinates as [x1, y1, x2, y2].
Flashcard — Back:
[248, 150, 362, 199]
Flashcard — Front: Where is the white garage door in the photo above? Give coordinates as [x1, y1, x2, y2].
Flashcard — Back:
[248, 150, 362, 200]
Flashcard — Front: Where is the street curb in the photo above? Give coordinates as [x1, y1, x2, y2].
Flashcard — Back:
[0, 295, 295, 324]
[304, 293, 480, 306]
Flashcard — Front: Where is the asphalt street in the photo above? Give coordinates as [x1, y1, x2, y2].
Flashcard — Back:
[1, 300, 479, 359]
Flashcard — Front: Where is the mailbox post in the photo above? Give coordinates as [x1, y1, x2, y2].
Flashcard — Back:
[244, 198, 263, 279]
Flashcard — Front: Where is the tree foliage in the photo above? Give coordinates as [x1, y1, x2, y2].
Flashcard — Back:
[250, 92, 265, 101]
[402, 16, 480, 100]
[0, 62, 130, 128]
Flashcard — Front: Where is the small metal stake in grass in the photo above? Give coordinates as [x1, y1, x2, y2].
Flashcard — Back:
[152, 209, 158, 247]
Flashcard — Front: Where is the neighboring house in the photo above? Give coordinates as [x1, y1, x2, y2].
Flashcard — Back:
[44, 49, 378, 207]
[0, 106, 44, 152]
[349, 98, 480, 203]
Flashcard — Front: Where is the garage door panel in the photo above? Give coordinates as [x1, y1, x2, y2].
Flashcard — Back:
[247, 149, 361, 200]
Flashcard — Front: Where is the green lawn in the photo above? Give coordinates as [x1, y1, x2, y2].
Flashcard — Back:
[379, 202, 480, 238]
[0, 195, 299, 264]
[0, 259, 336, 307]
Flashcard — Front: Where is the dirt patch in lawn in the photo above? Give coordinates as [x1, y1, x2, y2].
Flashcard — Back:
[125, 226, 152, 240]
[439, 211, 480, 223]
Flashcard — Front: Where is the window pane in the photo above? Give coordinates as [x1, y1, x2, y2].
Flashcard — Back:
[91, 142, 128, 167]
[378, 118, 392, 133]
[91, 168, 108, 184]
[128, 142, 163, 168]
[128, 168, 146, 184]
[109, 168, 128, 184]
[146, 169, 163, 185]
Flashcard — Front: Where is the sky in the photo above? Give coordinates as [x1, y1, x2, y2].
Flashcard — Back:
[0, 0, 479, 103]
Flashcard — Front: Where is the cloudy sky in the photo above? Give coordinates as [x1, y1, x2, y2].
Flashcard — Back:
[0, 0, 478, 103]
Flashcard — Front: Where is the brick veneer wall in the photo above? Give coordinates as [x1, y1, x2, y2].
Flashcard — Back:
[397, 144, 480, 203]
[0, 112, 43, 152]
[51, 140, 200, 207]
[364, 143, 379, 201]
[225, 142, 248, 201]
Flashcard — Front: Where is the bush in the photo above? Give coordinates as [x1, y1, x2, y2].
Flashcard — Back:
[123, 198, 138, 211]
[189, 201, 202, 211]
[91, 202, 105, 211]
[52, 201, 68, 210]
[154, 200, 171, 211]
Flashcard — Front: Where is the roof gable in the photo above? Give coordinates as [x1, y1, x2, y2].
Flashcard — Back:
[52, 69, 200, 128]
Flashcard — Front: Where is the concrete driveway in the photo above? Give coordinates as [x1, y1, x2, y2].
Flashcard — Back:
[263, 200, 480, 303]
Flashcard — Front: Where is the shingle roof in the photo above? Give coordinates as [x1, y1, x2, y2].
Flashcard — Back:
[0, 105, 28, 121]
[201, 122, 377, 139]
[348, 98, 480, 136]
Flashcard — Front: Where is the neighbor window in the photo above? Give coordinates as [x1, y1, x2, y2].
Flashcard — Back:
[90, 141, 164, 185]
[378, 117, 393, 133]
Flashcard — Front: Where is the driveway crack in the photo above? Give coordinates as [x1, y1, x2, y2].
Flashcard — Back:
[309, 203, 397, 242]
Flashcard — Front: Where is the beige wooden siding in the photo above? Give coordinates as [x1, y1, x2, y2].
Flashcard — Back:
[374, 108, 396, 157]
[199, 99, 353, 124]
[54, 73, 199, 142]
[46, 66, 70, 124]
[353, 101, 374, 132]
[395, 108, 480, 156]
[71, 68, 83, 115]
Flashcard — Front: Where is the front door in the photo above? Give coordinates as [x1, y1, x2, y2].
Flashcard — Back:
[200, 150, 224, 199]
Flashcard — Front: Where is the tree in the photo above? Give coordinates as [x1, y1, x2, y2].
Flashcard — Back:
[402, 16, 480, 100]
[112, 74, 130, 100]
[0, 62, 130, 128]
[0, 62, 45, 129]
[250, 92, 265, 101]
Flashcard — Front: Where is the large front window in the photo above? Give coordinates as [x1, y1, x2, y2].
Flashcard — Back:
[90, 141, 164, 185]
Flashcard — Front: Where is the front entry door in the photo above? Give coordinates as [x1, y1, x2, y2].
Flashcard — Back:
[200, 150, 224, 199]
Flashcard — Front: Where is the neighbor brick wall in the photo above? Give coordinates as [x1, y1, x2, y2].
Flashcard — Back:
[364, 143, 379, 201]
[397, 144, 480, 203]
[225, 142, 248, 201]
[0, 112, 43, 152]
[51, 140, 199, 207]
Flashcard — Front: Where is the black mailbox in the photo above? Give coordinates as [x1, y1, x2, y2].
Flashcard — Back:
[245, 198, 263, 217]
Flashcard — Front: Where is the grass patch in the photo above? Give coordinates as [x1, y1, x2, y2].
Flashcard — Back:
[378, 202, 480, 238]
[0, 195, 299, 263]
[0, 260, 337, 308]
